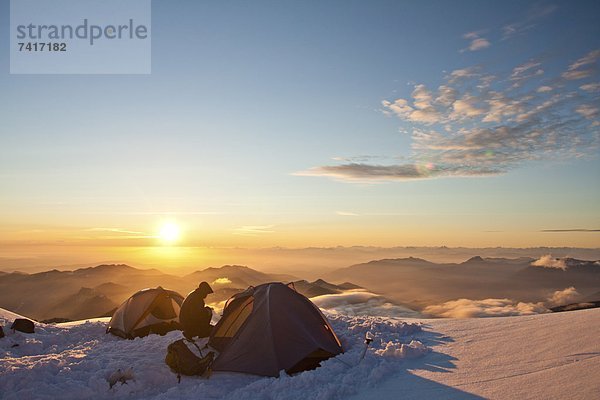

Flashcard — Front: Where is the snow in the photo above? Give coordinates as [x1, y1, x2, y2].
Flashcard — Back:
[375, 340, 430, 359]
[1, 306, 599, 399]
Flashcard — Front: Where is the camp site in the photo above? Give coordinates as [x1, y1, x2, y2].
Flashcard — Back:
[2, 0, 600, 399]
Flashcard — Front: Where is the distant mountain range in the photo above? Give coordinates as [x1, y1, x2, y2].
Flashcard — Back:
[0, 264, 363, 322]
[325, 256, 600, 309]
[2, 256, 597, 321]
[0, 264, 300, 321]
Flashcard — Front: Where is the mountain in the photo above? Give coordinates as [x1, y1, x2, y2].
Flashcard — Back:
[290, 279, 362, 298]
[184, 265, 297, 289]
[550, 301, 600, 313]
[325, 256, 600, 309]
[93, 282, 130, 299]
[583, 290, 600, 302]
[0, 264, 298, 321]
[514, 258, 600, 288]
[49, 287, 118, 321]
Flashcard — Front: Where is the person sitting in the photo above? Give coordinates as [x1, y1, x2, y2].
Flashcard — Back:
[179, 281, 214, 340]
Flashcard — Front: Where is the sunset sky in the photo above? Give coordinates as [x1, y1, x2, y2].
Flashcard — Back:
[1, 1, 599, 269]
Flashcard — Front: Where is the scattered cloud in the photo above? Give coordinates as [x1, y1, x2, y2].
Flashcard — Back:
[86, 227, 145, 235]
[580, 82, 600, 92]
[562, 49, 600, 80]
[298, 49, 600, 183]
[576, 104, 599, 119]
[232, 225, 275, 236]
[562, 69, 595, 81]
[531, 254, 567, 270]
[423, 298, 548, 318]
[567, 49, 600, 71]
[462, 31, 482, 40]
[501, 3, 557, 40]
[547, 286, 579, 306]
[296, 163, 502, 182]
[469, 38, 491, 51]
[331, 155, 388, 163]
[541, 229, 600, 232]
[336, 211, 360, 216]
[212, 277, 232, 285]
[424, 286, 581, 318]
[460, 31, 490, 53]
[510, 60, 544, 87]
[84, 227, 153, 239]
[447, 66, 480, 84]
[458, 5, 557, 56]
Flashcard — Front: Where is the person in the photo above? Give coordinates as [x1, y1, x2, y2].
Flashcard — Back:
[179, 281, 214, 340]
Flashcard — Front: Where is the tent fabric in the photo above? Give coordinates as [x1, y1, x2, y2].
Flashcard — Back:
[107, 287, 184, 339]
[209, 282, 343, 377]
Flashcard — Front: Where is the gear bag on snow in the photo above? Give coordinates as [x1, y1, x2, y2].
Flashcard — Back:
[165, 339, 214, 380]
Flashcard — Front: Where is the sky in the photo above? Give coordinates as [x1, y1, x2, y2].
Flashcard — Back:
[0, 0, 599, 269]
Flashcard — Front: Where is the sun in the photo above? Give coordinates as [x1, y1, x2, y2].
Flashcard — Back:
[158, 222, 181, 244]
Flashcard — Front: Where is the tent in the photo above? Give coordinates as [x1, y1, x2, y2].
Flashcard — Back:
[209, 282, 343, 376]
[107, 287, 184, 339]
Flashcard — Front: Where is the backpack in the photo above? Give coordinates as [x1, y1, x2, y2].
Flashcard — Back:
[165, 339, 214, 381]
[0, 326, 4, 338]
[11, 318, 35, 334]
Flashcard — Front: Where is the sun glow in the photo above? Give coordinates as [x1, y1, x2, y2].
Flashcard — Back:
[158, 222, 181, 244]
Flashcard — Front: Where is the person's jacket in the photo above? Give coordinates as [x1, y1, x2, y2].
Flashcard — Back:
[179, 288, 211, 329]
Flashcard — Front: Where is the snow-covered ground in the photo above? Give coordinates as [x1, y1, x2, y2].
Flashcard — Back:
[1, 307, 599, 399]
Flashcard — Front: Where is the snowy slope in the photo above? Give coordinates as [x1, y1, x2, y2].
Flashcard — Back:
[1, 307, 599, 400]
[350, 309, 600, 400]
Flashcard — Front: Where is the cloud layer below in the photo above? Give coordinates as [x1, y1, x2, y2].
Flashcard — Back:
[423, 287, 581, 318]
[311, 290, 422, 318]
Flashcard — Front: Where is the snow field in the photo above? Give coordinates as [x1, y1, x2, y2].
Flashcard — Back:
[0, 309, 428, 400]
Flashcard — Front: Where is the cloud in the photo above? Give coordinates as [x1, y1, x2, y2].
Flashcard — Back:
[580, 82, 600, 92]
[232, 225, 275, 236]
[311, 290, 422, 318]
[447, 67, 480, 84]
[562, 49, 600, 80]
[295, 163, 502, 182]
[562, 69, 595, 80]
[547, 287, 579, 306]
[576, 105, 599, 119]
[436, 85, 458, 106]
[336, 211, 359, 216]
[423, 286, 580, 318]
[531, 255, 567, 270]
[567, 49, 600, 71]
[460, 31, 490, 53]
[299, 49, 600, 183]
[84, 227, 152, 239]
[501, 4, 557, 40]
[450, 94, 486, 119]
[510, 61, 541, 80]
[469, 38, 490, 51]
[86, 227, 145, 235]
[541, 229, 600, 232]
[423, 298, 548, 318]
[462, 31, 482, 40]
[510, 60, 544, 87]
[382, 85, 442, 124]
[212, 277, 232, 285]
